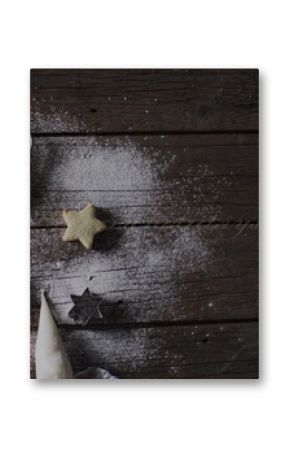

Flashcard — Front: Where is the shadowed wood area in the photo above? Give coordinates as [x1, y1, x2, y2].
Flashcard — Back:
[30, 322, 258, 379]
[30, 69, 259, 379]
[31, 69, 258, 134]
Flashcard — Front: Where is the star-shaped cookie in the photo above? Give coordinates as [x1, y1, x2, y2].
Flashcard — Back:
[68, 288, 104, 325]
[62, 203, 106, 249]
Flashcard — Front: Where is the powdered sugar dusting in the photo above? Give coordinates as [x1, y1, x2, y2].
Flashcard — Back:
[35, 135, 219, 362]
[46, 137, 160, 191]
[66, 327, 160, 374]
[39, 224, 212, 329]
[33, 107, 88, 134]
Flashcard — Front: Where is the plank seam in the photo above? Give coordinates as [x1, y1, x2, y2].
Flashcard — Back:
[31, 130, 259, 137]
[31, 221, 259, 230]
[30, 317, 258, 332]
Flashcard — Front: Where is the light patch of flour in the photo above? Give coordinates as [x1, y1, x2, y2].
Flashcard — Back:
[39, 135, 218, 366]
[33, 107, 88, 134]
[67, 327, 160, 372]
[48, 137, 160, 191]
[143, 227, 209, 271]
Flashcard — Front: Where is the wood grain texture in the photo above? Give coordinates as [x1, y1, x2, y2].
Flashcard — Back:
[30, 69, 259, 379]
[31, 225, 258, 327]
[30, 321, 258, 379]
[31, 133, 258, 226]
[31, 69, 258, 134]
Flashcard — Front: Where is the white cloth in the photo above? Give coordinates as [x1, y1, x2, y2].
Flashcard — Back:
[35, 291, 73, 379]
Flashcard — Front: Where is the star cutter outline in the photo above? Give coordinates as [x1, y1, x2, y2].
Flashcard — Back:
[68, 288, 104, 325]
[62, 202, 106, 250]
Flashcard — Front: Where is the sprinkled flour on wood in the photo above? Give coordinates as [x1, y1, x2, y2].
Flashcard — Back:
[43, 137, 160, 191]
[33, 135, 220, 366]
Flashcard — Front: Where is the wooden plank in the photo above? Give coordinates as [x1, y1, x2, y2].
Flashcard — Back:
[31, 134, 258, 226]
[31, 69, 258, 134]
[30, 321, 258, 379]
[31, 225, 258, 327]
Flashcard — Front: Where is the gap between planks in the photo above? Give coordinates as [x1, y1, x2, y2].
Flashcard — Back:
[30, 317, 258, 332]
[31, 130, 259, 138]
[31, 221, 259, 230]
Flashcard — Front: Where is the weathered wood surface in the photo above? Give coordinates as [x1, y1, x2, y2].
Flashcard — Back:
[31, 225, 258, 327]
[31, 133, 258, 226]
[30, 69, 259, 379]
[31, 69, 258, 134]
[30, 321, 258, 379]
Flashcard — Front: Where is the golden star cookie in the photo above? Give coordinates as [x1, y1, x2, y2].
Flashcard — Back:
[62, 203, 106, 249]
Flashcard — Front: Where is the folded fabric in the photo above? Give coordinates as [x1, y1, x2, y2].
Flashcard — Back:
[35, 290, 73, 379]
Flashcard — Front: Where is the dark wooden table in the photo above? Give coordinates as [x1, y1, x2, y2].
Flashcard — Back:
[30, 69, 259, 378]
